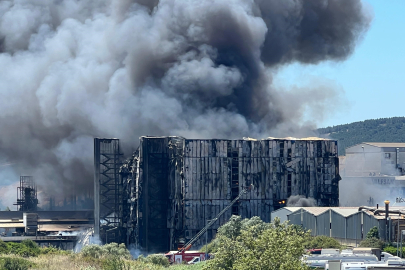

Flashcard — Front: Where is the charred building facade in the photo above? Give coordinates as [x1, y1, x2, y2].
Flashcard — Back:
[109, 136, 340, 252]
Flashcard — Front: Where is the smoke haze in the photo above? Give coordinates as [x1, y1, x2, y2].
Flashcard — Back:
[0, 0, 372, 203]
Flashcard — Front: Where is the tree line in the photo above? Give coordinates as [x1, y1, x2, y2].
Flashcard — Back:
[318, 117, 405, 155]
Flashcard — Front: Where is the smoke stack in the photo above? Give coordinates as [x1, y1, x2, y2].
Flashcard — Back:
[385, 200, 390, 241]
[377, 204, 379, 209]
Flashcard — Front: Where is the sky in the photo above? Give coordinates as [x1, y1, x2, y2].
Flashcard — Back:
[273, 0, 405, 128]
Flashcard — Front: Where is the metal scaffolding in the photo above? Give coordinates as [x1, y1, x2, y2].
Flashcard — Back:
[14, 176, 38, 211]
[94, 138, 123, 243]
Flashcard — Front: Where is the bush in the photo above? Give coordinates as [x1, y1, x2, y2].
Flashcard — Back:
[144, 254, 170, 267]
[102, 257, 130, 270]
[0, 257, 34, 270]
[40, 245, 71, 255]
[367, 226, 379, 239]
[102, 243, 131, 259]
[0, 239, 9, 254]
[20, 239, 38, 250]
[81, 243, 131, 260]
[81, 244, 103, 259]
[359, 237, 385, 249]
[304, 235, 342, 249]
[7, 242, 40, 257]
[383, 245, 405, 258]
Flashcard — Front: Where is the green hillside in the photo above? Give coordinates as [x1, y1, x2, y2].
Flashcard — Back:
[318, 117, 405, 155]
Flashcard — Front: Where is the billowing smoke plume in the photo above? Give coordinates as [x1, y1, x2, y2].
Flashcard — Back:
[0, 0, 372, 203]
[287, 195, 317, 207]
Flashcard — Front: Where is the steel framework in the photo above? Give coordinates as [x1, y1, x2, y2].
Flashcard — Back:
[14, 176, 38, 211]
[94, 138, 123, 243]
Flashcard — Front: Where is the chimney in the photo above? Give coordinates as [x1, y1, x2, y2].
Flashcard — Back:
[385, 200, 390, 241]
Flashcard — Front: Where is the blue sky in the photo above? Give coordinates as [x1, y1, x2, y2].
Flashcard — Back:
[274, 0, 405, 128]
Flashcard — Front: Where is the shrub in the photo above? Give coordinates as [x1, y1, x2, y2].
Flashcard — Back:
[0, 257, 34, 270]
[40, 245, 71, 255]
[102, 257, 130, 270]
[359, 237, 385, 249]
[0, 239, 9, 254]
[304, 235, 341, 249]
[7, 242, 39, 257]
[144, 254, 170, 267]
[81, 243, 131, 260]
[81, 245, 104, 259]
[366, 226, 379, 239]
[21, 239, 38, 250]
[102, 243, 131, 259]
[383, 245, 405, 258]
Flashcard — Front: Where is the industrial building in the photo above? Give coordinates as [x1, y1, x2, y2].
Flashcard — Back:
[273, 205, 405, 247]
[94, 136, 340, 252]
[339, 142, 405, 206]
[0, 176, 94, 249]
[341, 142, 405, 178]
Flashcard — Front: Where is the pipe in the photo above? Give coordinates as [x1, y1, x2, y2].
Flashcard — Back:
[372, 209, 405, 216]
[358, 206, 377, 212]
[385, 200, 390, 241]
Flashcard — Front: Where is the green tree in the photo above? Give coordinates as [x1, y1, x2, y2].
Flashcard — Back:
[201, 216, 270, 253]
[366, 226, 379, 239]
[317, 117, 405, 155]
[304, 235, 341, 249]
[203, 217, 311, 270]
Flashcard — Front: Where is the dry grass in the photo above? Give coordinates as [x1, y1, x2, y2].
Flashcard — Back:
[0, 254, 205, 270]
[28, 254, 101, 270]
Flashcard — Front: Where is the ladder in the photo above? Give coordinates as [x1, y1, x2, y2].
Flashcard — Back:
[178, 184, 253, 253]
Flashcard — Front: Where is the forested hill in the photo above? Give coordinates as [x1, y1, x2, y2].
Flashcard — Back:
[317, 117, 405, 155]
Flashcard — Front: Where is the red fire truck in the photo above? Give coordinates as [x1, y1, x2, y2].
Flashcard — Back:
[165, 250, 207, 264]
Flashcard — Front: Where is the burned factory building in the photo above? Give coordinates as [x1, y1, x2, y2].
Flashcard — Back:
[94, 137, 340, 252]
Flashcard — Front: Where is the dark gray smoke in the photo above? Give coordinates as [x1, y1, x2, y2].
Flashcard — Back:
[0, 0, 372, 203]
[287, 195, 317, 207]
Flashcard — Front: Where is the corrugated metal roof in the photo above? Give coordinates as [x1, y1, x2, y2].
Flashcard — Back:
[304, 207, 330, 216]
[282, 206, 405, 218]
[364, 142, 405, 148]
[288, 207, 371, 217]
[271, 207, 302, 214]
[288, 207, 330, 216]
[266, 137, 331, 141]
[331, 208, 359, 217]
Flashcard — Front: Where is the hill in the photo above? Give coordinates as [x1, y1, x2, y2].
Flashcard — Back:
[318, 117, 405, 155]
